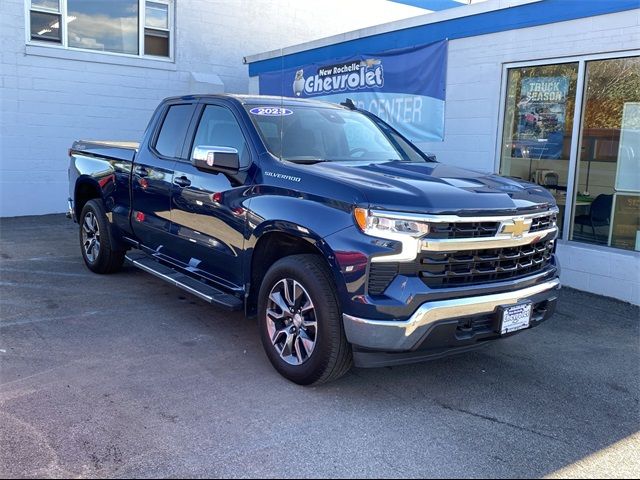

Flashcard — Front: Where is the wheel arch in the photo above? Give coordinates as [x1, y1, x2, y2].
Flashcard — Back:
[245, 222, 345, 317]
[75, 177, 127, 252]
[74, 176, 103, 222]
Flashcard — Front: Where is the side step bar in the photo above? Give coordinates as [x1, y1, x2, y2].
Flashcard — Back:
[125, 252, 243, 311]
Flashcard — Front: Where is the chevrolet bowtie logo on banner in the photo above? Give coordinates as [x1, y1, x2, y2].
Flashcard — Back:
[501, 218, 533, 238]
[258, 40, 448, 143]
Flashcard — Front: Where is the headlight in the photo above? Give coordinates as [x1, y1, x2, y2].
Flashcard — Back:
[354, 208, 430, 238]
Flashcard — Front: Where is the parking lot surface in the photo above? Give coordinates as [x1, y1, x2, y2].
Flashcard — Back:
[1, 214, 639, 478]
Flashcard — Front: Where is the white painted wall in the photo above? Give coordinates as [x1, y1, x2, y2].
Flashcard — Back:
[0, 0, 425, 218]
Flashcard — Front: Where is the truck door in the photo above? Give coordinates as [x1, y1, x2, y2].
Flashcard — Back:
[131, 101, 196, 252]
[168, 102, 254, 291]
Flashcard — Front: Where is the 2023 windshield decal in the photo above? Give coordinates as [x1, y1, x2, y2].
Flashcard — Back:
[250, 107, 294, 116]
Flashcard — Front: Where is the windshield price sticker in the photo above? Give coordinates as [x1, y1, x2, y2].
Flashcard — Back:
[250, 107, 293, 116]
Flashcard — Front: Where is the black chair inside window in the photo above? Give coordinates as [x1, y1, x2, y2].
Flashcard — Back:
[574, 194, 613, 241]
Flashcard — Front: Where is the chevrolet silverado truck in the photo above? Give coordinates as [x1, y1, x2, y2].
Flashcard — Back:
[68, 94, 560, 385]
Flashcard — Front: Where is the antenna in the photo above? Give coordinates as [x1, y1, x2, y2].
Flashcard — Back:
[340, 98, 357, 110]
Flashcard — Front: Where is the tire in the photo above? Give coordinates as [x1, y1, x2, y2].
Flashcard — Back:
[258, 254, 353, 385]
[79, 199, 125, 274]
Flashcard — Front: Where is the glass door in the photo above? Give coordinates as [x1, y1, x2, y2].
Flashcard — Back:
[499, 63, 579, 236]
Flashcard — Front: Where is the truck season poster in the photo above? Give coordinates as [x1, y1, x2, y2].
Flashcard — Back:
[258, 40, 448, 142]
[515, 76, 570, 159]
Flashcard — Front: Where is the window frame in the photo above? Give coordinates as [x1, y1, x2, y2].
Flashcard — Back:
[28, 0, 63, 44]
[496, 49, 640, 250]
[143, 0, 172, 58]
[25, 0, 175, 61]
[182, 102, 254, 171]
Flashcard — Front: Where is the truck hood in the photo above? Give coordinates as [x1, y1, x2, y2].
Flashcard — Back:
[310, 160, 556, 214]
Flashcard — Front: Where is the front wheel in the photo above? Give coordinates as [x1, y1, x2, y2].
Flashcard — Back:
[258, 254, 352, 385]
[79, 199, 125, 274]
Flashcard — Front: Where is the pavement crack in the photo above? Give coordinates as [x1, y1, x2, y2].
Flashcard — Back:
[437, 402, 564, 444]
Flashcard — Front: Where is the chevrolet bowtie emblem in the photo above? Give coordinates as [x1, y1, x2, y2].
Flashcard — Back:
[501, 218, 532, 238]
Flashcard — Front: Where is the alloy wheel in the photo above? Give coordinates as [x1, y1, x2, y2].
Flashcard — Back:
[81, 211, 101, 263]
[266, 278, 317, 366]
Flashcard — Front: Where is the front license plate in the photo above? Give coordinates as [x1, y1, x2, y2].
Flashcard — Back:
[500, 302, 532, 335]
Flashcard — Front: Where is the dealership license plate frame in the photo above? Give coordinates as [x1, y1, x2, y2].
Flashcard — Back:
[499, 302, 533, 335]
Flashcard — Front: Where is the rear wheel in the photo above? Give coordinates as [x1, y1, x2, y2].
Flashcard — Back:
[79, 199, 125, 274]
[258, 254, 352, 385]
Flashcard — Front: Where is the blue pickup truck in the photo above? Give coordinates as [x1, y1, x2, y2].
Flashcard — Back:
[68, 94, 560, 385]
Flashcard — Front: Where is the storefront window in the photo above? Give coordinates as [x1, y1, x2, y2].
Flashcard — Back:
[570, 56, 640, 251]
[499, 63, 579, 235]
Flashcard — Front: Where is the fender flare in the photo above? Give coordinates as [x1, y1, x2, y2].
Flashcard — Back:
[244, 220, 349, 313]
[74, 175, 127, 251]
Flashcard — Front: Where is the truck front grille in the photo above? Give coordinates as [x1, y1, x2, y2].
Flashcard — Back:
[530, 213, 557, 233]
[428, 221, 499, 239]
[419, 239, 554, 288]
[425, 212, 556, 239]
[365, 209, 558, 296]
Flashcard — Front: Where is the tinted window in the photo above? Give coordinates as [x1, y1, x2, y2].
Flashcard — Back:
[155, 104, 193, 158]
[192, 105, 251, 168]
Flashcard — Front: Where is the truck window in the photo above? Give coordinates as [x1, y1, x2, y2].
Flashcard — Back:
[154, 104, 194, 158]
[246, 105, 428, 163]
[192, 105, 250, 168]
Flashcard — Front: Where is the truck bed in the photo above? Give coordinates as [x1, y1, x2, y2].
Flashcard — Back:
[71, 140, 139, 162]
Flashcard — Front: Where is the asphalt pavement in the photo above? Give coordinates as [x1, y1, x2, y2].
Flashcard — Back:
[1, 214, 639, 478]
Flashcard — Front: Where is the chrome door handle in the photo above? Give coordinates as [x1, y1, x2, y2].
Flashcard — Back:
[133, 165, 149, 177]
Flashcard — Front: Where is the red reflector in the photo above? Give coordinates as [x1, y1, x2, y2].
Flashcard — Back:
[135, 212, 145, 222]
[212, 192, 222, 203]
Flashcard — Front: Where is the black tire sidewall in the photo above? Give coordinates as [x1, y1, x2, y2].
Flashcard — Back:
[258, 255, 343, 385]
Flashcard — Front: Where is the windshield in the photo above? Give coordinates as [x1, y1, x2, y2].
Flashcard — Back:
[245, 105, 429, 163]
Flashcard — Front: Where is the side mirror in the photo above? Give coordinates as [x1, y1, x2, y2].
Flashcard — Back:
[192, 145, 240, 174]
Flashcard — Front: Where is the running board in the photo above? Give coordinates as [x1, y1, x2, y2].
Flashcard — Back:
[125, 252, 243, 311]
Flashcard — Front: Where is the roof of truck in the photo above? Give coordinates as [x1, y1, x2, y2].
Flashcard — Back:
[163, 94, 346, 109]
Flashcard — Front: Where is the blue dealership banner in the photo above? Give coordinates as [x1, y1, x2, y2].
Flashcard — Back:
[258, 40, 448, 142]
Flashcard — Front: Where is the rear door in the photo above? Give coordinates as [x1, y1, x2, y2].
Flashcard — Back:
[167, 101, 254, 291]
[131, 101, 196, 251]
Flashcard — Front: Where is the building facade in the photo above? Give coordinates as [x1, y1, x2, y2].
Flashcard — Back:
[246, 0, 640, 304]
[0, 0, 425, 217]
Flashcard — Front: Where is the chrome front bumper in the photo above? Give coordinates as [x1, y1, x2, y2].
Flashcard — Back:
[343, 278, 560, 351]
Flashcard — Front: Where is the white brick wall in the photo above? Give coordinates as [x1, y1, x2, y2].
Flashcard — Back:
[0, 0, 424, 217]
[557, 242, 640, 305]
